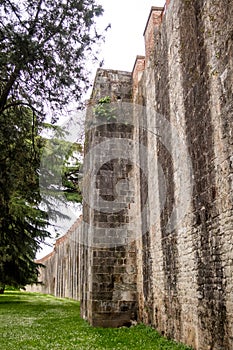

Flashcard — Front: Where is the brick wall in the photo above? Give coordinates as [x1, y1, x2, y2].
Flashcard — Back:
[143, 7, 163, 66]
[132, 1, 233, 349]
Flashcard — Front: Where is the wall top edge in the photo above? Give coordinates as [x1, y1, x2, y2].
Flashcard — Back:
[132, 55, 146, 76]
[36, 250, 54, 264]
[35, 215, 83, 263]
[143, 6, 164, 36]
[96, 68, 132, 76]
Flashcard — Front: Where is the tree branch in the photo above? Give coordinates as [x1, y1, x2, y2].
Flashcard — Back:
[1, 100, 37, 114]
[39, 0, 69, 47]
[5, 0, 29, 31]
[28, 0, 44, 36]
[0, 65, 21, 114]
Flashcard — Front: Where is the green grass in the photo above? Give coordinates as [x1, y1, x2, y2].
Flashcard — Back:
[0, 291, 192, 350]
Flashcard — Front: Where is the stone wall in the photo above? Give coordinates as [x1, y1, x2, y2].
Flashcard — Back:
[82, 1, 233, 349]
[28, 1, 233, 349]
[133, 2, 232, 349]
[81, 69, 138, 326]
[27, 217, 82, 300]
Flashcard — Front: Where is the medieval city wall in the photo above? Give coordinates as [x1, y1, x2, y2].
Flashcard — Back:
[83, 0, 233, 349]
[134, 1, 233, 349]
[27, 217, 82, 300]
[27, 1, 233, 349]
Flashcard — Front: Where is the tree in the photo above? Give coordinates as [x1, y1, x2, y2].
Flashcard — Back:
[0, 0, 103, 290]
[0, 106, 49, 292]
[39, 135, 83, 216]
[0, 111, 84, 292]
[0, 0, 104, 119]
[62, 142, 83, 203]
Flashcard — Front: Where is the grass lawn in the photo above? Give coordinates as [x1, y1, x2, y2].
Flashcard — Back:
[0, 291, 192, 350]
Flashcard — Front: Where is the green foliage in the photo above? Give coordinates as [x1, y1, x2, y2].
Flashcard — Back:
[62, 143, 83, 203]
[40, 138, 83, 206]
[0, 106, 49, 290]
[4, 285, 20, 291]
[0, 292, 193, 350]
[93, 96, 117, 121]
[0, 0, 99, 289]
[0, 0, 104, 119]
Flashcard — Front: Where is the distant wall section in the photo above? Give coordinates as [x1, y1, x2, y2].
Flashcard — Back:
[26, 217, 82, 300]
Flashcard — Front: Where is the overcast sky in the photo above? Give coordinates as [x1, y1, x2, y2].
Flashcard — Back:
[96, 0, 165, 72]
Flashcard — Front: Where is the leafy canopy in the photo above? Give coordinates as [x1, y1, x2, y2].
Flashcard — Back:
[0, 0, 104, 119]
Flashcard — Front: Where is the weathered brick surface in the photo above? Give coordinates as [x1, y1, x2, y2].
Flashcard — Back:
[133, 1, 233, 349]
[132, 56, 145, 99]
[81, 69, 138, 327]
[144, 7, 163, 65]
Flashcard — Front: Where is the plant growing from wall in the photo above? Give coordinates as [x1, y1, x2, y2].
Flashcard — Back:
[93, 96, 117, 121]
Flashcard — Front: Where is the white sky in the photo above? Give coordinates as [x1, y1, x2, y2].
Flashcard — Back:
[37, 0, 166, 259]
[96, 0, 165, 72]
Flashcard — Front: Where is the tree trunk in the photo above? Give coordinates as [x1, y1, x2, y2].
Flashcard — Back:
[0, 285, 5, 294]
[0, 65, 21, 114]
